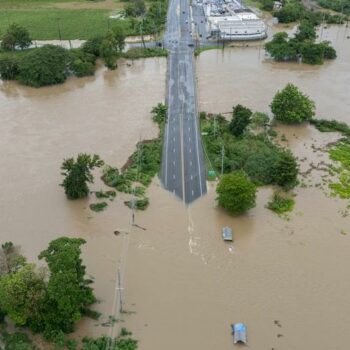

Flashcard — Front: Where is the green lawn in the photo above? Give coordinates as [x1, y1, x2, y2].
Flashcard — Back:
[0, 9, 134, 39]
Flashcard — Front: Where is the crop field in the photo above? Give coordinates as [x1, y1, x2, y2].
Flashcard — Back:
[0, 0, 133, 39]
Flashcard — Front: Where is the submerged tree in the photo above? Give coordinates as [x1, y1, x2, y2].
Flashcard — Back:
[61, 154, 104, 199]
[229, 104, 253, 137]
[100, 30, 119, 70]
[0, 242, 26, 277]
[270, 83, 315, 124]
[216, 171, 257, 215]
[38, 237, 96, 337]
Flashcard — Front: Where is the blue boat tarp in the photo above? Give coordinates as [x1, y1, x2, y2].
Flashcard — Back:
[222, 227, 233, 241]
[231, 323, 247, 344]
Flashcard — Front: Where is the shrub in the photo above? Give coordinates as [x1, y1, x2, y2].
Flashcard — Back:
[272, 149, 299, 189]
[270, 83, 315, 123]
[310, 119, 350, 137]
[300, 42, 325, 64]
[321, 41, 337, 59]
[123, 47, 168, 59]
[68, 48, 96, 77]
[0, 53, 19, 80]
[267, 192, 295, 214]
[82, 36, 104, 57]
[216, 171, 257, 215]
[89, 202, 108, 212]
[17, 45, 69, 87]
[251, 112, 270, 128]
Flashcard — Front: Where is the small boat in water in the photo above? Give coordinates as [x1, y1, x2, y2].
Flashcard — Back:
[231, 323, 247, 344]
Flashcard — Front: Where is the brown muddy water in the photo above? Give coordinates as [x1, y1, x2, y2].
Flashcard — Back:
[1, 26, 350, 350]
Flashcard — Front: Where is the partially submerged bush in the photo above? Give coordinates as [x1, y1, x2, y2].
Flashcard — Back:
[267, 192, 295, 214]
[90, 202, 108, 212]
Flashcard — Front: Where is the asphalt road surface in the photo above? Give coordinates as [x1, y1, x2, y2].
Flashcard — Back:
[161, 0, 207, 204]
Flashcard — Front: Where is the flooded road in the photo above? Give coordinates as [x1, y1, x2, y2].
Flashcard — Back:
[1, 25, 350, 350]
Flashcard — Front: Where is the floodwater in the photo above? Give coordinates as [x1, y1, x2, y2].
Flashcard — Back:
[1, 25, 350, 350]
[197, 25, 350, 123]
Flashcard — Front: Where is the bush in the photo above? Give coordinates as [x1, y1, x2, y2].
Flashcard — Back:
[229, 104, 252, 137]
[274, 1, 305, 23]
[265, 32, 298, 61]
[272, 149, 299, 189]
[267, 192, 295, 214]
[300, 42, 325, 64]
[0, 53, 19, 80]
[68, 48, 96, 77]
[270, 83, 315, 123]
[251, 112, 270, 128]
[82, 36, 104, 57]
[89, 202, 108, 212]
[321, 41, 337, 59]
[17, 45, 69, 87]
[216, 171, 257, 215]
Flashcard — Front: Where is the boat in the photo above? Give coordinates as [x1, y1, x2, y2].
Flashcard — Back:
[222, 226, 233, 241]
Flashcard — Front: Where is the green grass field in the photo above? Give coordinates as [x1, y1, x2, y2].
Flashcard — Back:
[0, 9, 136, 39]
[0, 0, 137, 40]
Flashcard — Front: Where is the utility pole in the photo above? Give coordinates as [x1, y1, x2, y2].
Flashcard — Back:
[221, 144, 224, 176]
[140, 18, 146, 49]
[213, 114, 217, 138]
[117, 267, 123, 313]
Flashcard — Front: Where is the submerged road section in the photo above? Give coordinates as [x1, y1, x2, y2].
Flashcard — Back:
[161, 0, 207, 204]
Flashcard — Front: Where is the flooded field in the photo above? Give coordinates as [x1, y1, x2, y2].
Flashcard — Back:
[1, 25, 350, 350]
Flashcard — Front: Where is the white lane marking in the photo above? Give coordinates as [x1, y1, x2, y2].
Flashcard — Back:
[189, 148, 191, 153]
[190, 175, 193, 180]
[190, 161, 192, 166]
[173, 160, 175, 165]
[173, 148, 175, 153]
[173, 174, 176, 179]
[192, 190, 194, 196]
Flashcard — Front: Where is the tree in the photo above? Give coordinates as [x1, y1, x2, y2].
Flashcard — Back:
[265, 32, 298, 61]
[0, 242, 26, 277]
[82, 36, 104, 57]
[216, 171, 257, 215]
[1, 23, 32, 51]
[38, 237, 96, 336]
[273, 149, 298, 189]
[270, 83, 315, 123]
[100, 30, 119, 70]
[0, 264, 46, 327]
[125, 0, 146, 17]
[295, 20, 316, 42]
[251, 112, 270, 128]
[17, 45, 68, 87]
[60, 154, 104, 200]
[112, 25, 126, 53]
[320, 41, 337, 59]
[229, 104, 253, 137]
[300, 42, 325, 64]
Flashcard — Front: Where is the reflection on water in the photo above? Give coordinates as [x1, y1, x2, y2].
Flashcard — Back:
[1, 25, 350, 350]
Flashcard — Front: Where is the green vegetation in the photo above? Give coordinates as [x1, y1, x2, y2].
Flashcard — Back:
[125, 197, 150, 210]
[201, 111, 298, 188]
[95, 190, 117, 199]
[316, 0, 350, 15]
[90, 202, 108, 212]
[267, 192, 295, 214]
[271, 0, 347, 24]
[1, 23, 31, 51]
[270, 83, 315, 123]
[0, 23, 126, 86]
[310, 119, 350, 137]
[216, 171, 257, 215]
[61, 154, 104, 200]
[102, 104, 165, 210]
[0, 9, 112, 40]
[123, 47, 168, 59]
[0, 238, 96, 341]
[229, 104, 252, 137]
[265, 23, 337, 65]
[329, 140, 350, 202]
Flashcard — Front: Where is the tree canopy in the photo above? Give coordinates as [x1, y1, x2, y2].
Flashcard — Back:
[1, 23, 32, 51]
[61, 154, 104, 200]
[38, 237, 96, 337]
[270, 83, 315, 124]
[216, 171, 257, 215]
[229, 104, 253, 137]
